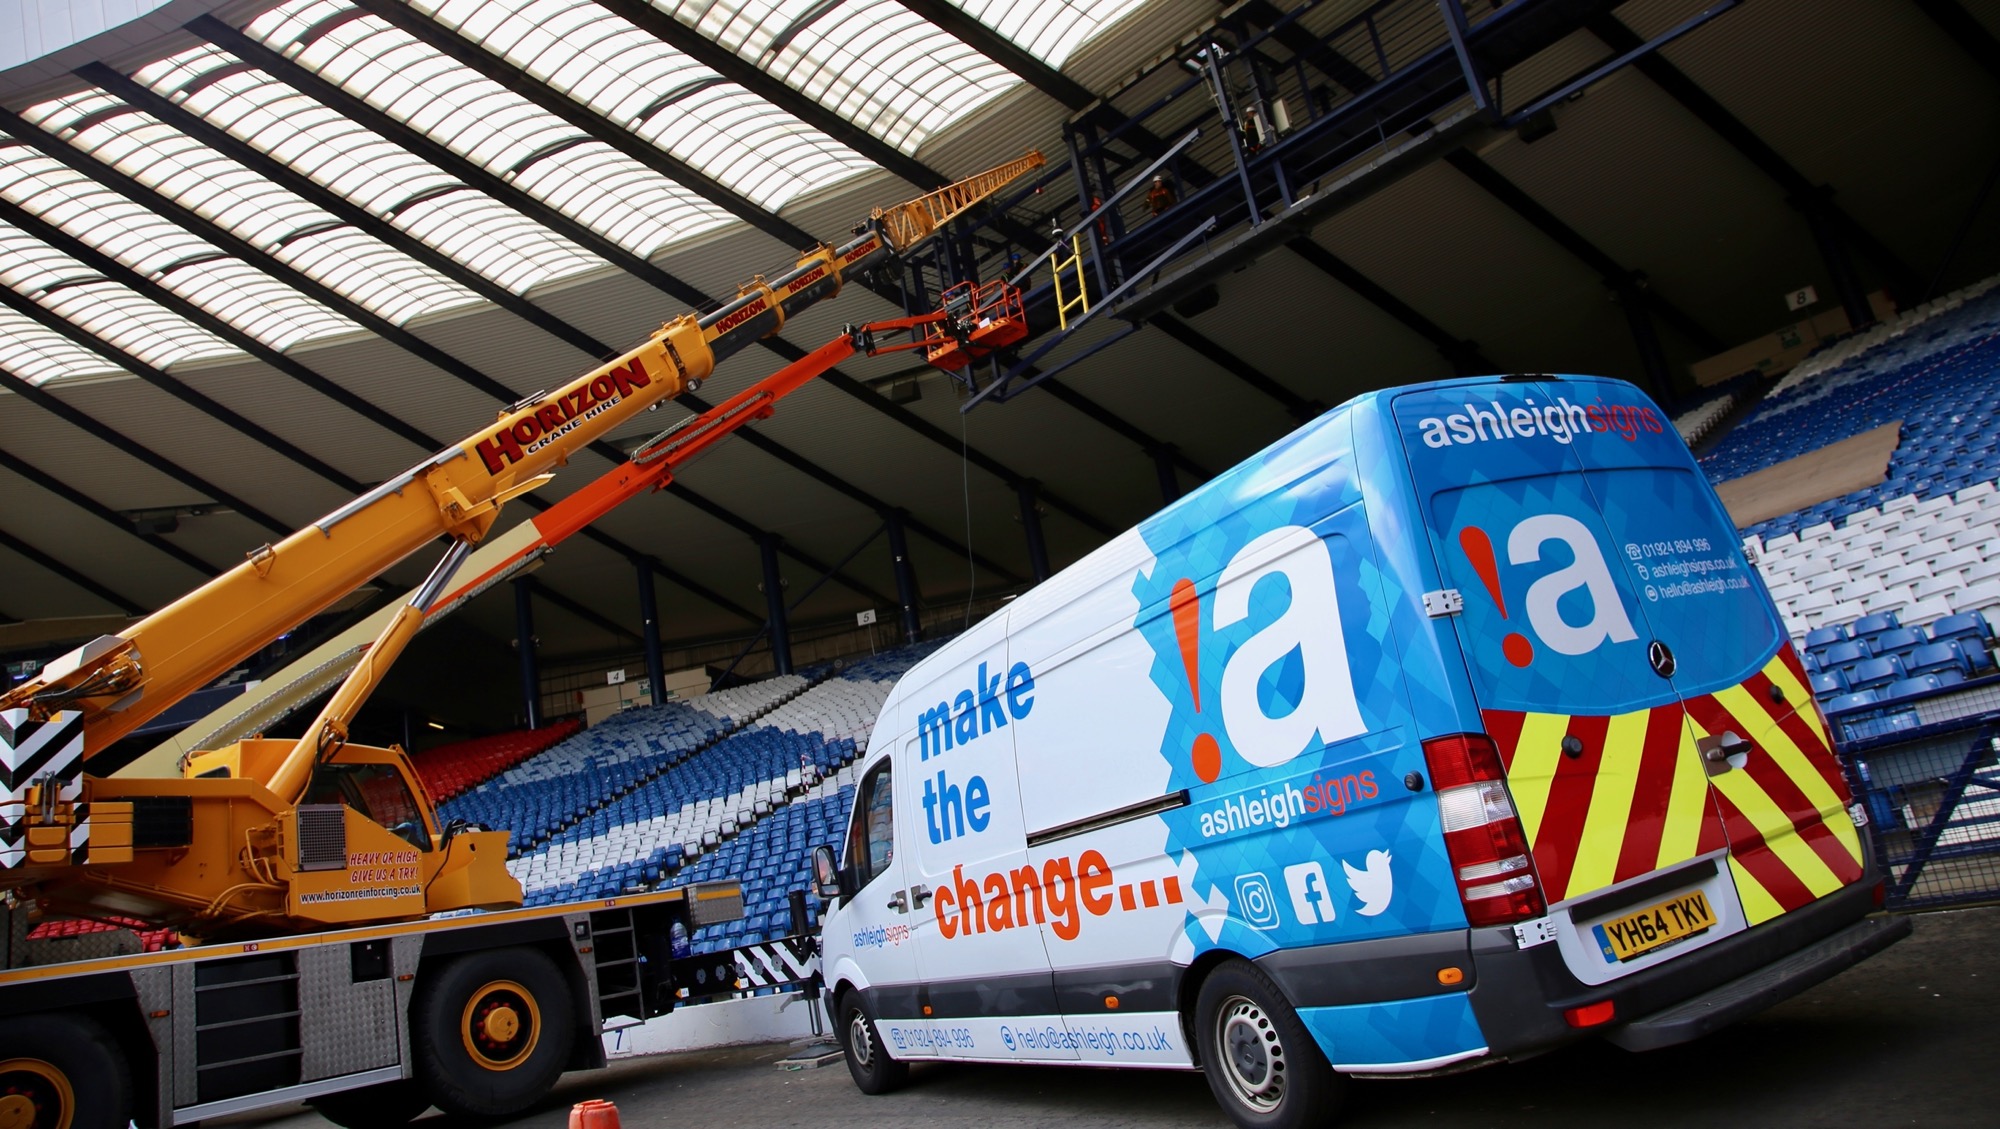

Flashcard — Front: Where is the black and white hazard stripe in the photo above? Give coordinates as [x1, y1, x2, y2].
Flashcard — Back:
[733, 936, 818, 989]
[1, 708, 87, 869]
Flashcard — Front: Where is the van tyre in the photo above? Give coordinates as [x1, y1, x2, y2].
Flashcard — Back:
[0, 1012, 131, 1129]
[307, 1079, 430, 1128]
[838, 994, 908, 1094]
[412, 947, 575, 1119]
[1195, 961, 1344, 1129]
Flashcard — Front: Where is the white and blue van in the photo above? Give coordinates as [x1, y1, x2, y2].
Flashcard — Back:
[812, 374, 1908, 1127]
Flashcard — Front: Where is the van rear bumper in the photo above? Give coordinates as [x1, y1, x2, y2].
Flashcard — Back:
[1599, 913, 1909, 1050]
[1466, 877, 1907, 1059]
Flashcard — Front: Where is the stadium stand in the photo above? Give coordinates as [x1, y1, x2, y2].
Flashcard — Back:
[437, 675, 806, 851]
[490, 642, 943, 948]
[1691, 274, 2000, 772]
[1674, 389, 1738, 447]
[410, 718, 582, 802]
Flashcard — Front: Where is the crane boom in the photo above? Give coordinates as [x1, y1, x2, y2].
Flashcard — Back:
[0, 153, 1043, 937]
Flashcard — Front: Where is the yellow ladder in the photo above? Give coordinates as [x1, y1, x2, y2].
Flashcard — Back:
[872, 151, 1047, 252]
[1050, 233, 1090, 330]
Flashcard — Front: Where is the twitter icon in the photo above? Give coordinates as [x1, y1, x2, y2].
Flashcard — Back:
[1343, 850, 1394, 917]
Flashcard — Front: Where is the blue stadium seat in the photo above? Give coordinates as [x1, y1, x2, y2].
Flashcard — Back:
[1825, 689, 1882, 714]
[1871, 627, 1927, 659]
[1804, 625, 1849, 651]
[1848, 613, 1902, 644]
[1929, 612, 1991, 646]
[1847, 657, 1906, 691]
[1809, 671, 1847, 699]
[1821, 640, 1870, 669]
[1881, 675, 1944, 702]
[1906, 642, 1969, 677]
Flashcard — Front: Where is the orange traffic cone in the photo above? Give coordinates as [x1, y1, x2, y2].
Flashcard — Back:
[570, 1099, 621, 1129]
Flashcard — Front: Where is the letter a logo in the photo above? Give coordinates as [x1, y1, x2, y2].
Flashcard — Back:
[1506, 513, 1637, 657]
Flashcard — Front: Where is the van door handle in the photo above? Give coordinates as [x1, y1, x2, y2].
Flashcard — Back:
[887, 890, 908, 913]
[910, 884, 931, 908]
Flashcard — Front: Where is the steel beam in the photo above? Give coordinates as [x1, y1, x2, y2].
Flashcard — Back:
[591, 0, 934, 191]
[1148, 314, 1322, 421]
[165, 25, 1033, 590]
[890, 0, 1096, 112]
[0, 446, 218, 578]
[636, 556, 666, 704]
[1912, 0, 2000, 89]
[0, 366, 288, 534]
[0, 195, 438, 454]
[0, 526, 146, 616]
[350, 0, 815, 250]
[528, 578, 645, 644]
[759, 534, 794, 676]
[885, 510, 921, 644]
[1017, 480, 1051, 583]
[514, 577, 540, 728]
[1586, 13, 1924, 303]
[82, 63, 615, 363]
[1442, 150, 1723, 357]
[0, 281, 365, 493]
[1283, 237, 1495, 374]
[1151, 447, 1181, 505]
[3, 104, 886, 617]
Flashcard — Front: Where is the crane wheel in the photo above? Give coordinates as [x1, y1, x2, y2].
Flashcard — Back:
[413, 947, 574, 1119]
[306, 1079, 430, 1129]
[0, 1014, 131, 1129]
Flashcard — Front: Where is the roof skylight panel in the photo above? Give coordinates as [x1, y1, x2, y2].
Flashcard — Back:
[0, 307, 120, 384]
[950, 0, 1150, 69]
[658, 0, 1018, 155]
[132, 44, 607, 295]
[0, 145, 358, 351]
[412, 0, 872, 211]
[245, 0, 735, 259]
[21, 88, 482, 326]
[0, 224, 238, 373]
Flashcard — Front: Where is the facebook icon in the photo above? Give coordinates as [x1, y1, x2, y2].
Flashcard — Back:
[1283, 861, 1333, 925]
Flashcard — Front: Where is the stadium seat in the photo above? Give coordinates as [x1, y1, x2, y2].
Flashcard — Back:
[1825, 689, 1882, 714]
[1847, 657, 1906, 691]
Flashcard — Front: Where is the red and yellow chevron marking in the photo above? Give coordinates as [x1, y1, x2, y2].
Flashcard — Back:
[1482, 647, 1862, 924]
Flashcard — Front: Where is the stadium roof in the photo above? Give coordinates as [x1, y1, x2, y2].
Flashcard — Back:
[2, 0, 1998, 683]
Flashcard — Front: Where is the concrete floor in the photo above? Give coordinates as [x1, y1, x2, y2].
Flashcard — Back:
[228, 905, 1998, 1129]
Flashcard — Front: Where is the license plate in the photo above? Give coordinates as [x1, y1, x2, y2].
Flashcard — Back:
[1592, 890, 1715, 962]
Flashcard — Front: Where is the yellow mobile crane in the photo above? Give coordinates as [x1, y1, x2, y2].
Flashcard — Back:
[0, 152, 1044, 943]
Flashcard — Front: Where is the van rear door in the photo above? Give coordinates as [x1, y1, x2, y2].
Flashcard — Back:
[1392, 379, 1862, 979]
[1531, 377, 1864, 927]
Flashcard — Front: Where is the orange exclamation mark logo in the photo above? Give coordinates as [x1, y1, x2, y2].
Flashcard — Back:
[1170, 578, 1222, 783]
[1459, 526, 1535, 668]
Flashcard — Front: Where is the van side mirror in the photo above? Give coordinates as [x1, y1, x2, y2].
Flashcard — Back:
[812, 844, 846, 899]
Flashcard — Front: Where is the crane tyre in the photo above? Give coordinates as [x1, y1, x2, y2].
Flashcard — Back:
[0, 1012, 131, 1129]
[837, 992, 908, 1095]
[306, 1079, 430, 1128]
[412, 947, 575, 1119]
[1193, 960, 1344, 1129]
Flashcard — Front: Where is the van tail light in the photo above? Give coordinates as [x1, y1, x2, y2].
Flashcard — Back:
[1423, 733, 1547, 928]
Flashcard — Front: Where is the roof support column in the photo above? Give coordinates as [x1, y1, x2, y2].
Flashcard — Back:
[1152, 446, 1181, 506]
[759, 534, 793, 677]
[886, 511, 922, 646]
[515, 578, 540, 729]
[1798, 189, 1877, 331]
[636, 557, 666, 706]
[1018, 481, 1052, 584]
[1613, 283, 1673, 402]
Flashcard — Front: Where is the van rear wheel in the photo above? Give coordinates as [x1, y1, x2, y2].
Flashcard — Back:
[838, 994, 908, 1095]
[1195, 961, 1343, 1129]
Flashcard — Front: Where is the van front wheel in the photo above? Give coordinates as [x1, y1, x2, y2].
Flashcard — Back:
[838, 995, 908, 1095]
[1195, 961, 1344, 1129]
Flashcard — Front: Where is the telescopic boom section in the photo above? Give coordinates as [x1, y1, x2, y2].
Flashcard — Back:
[0, 153, 1041, 766]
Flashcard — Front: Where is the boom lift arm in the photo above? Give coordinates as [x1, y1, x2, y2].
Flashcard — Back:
[0, 153, 1043, 938]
